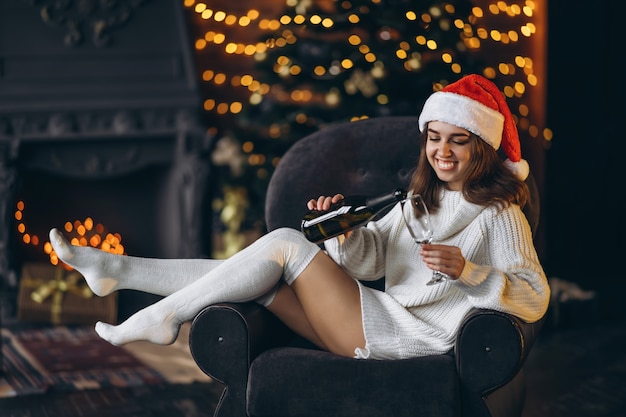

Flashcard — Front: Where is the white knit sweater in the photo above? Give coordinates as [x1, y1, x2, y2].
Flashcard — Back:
[324, 190, 550, 358]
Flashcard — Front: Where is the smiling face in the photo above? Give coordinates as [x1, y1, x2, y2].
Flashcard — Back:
[424, 121, 473, 191]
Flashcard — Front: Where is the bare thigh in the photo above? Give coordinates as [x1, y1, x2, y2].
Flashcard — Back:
[268, 284, 327, 350]
[269, 251, 365, 357]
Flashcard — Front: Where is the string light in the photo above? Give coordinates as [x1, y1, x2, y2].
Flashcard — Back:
[185, 0, 549, 199]
[16, 201, 126, 270]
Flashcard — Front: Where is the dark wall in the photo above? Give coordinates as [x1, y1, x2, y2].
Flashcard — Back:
[544, 0, 625, 316]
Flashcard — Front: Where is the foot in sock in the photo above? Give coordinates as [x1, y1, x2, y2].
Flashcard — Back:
[95, 304, 180, 346]
[49, 228, 121, 297]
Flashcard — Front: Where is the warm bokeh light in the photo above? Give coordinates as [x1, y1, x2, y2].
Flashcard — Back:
[186, 0, 548, 242]
[16, 201, 126, 269]
[186, 0, 546, 130]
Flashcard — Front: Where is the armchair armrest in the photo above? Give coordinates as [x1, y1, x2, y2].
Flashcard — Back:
[189, 302, 293, 417]
[189, 302, 293, 381]
[455, 308, 545, 417]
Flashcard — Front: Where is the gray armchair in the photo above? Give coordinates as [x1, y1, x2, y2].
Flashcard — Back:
[189, 116, 544, 417]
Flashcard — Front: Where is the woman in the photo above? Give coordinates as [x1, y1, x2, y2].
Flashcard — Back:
[49, 74, 550, 360]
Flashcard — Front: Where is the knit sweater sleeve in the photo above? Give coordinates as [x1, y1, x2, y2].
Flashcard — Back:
[323, 204, 399, 281]
[452, 205, 550, 322]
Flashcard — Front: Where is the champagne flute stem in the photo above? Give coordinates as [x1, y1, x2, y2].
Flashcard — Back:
[426, 270, 449, 286]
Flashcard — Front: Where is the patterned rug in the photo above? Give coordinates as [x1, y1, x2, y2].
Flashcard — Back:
[0, 325, 167, 398]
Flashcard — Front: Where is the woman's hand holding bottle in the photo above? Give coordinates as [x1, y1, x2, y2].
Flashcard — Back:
[307, 194, 345, 211]
[305, 194, 352, 242]
[419, 244, 465, 280]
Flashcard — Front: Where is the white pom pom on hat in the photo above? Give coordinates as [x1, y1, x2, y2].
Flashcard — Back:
[418, 74, 529, 181]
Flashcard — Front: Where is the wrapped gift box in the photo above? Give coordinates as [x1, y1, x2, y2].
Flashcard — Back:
[18, 262, 117, 325]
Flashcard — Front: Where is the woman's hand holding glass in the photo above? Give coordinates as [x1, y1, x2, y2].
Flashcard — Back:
[419, 244, 465, 281]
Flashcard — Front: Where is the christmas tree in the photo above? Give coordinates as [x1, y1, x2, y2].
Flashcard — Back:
[186, 0, 547, 245]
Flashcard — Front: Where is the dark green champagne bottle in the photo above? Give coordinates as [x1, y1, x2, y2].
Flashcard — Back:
[301, 188, 407, 244]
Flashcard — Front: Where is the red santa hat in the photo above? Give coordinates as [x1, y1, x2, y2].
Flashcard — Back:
[418, 74, 529, 180]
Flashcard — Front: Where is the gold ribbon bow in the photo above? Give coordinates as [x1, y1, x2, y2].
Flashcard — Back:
[25, 268, 93, 325]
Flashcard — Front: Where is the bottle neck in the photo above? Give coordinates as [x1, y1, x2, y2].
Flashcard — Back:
[365, 188, 407, 209]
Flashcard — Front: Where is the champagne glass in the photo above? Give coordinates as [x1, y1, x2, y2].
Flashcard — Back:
[401, 194, 449, 286]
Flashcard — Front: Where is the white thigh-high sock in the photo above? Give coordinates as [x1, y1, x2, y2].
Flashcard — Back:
[49, 228, 224, 297]
[90, 228, 320, 345]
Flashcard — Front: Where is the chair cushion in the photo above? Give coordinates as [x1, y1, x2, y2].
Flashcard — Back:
[247, 347, 460, 417]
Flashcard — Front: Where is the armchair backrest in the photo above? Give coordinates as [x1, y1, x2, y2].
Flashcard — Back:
[265, 116, 540, 235]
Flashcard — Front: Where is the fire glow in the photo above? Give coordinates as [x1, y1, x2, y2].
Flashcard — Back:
[15, 201, 126, 269]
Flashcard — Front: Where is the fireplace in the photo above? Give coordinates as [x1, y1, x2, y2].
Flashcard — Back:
[0, 0, 214, 329]
[12, 129, 213, 265]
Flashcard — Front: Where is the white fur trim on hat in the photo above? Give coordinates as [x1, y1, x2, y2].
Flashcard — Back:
[418, 91, 505, 150]
[503, 158, 530, 182]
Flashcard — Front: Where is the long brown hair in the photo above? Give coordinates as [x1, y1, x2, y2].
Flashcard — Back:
[408, 127, 529, 214]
